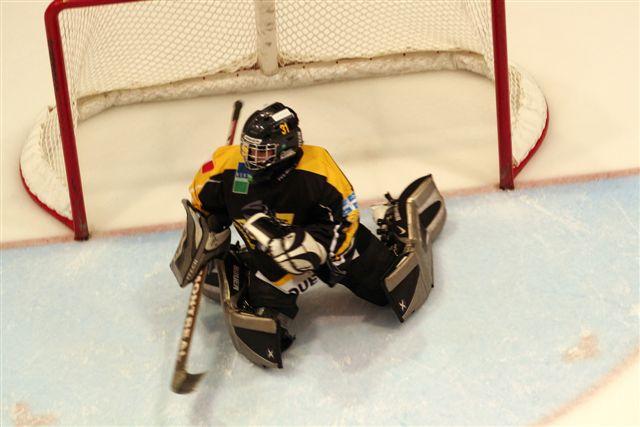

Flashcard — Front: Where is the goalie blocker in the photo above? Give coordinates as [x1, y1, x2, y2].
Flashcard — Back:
[170, 199, 231, 287]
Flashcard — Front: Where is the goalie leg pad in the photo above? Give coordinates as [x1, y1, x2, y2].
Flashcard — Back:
[202, 269, 221, 302]
[383, 247, 433, 322]
[375, 175, 446, 254]
[171, 199, 230, 287]
[215, 257, 293, 369]
[201, 250, 248, 303]
[379, 175, 443, 322]
[201, 258, 235, 302]
[401, 174, 447, 242]
[224, 307, 285, 369]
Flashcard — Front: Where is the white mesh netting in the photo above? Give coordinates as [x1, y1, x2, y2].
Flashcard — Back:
[21, 0, 547, 222]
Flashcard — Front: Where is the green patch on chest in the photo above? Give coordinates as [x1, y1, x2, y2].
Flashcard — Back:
[233, 163, 253, 194]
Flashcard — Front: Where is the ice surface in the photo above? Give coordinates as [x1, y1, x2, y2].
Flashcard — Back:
[1, 177, 638, 425]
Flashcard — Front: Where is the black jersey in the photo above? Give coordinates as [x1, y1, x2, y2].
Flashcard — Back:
[190, 145, 359, 276]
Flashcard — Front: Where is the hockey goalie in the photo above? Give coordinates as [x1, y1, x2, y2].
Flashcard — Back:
[171, 102, 446, 370]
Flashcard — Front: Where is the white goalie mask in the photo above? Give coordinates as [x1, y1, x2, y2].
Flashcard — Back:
[240, 134, 278, 171]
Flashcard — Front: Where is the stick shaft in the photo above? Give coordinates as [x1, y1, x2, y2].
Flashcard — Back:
[171, 100, 242, 392]
[173, 269, 204, 372]
[226, 100, 243, 146]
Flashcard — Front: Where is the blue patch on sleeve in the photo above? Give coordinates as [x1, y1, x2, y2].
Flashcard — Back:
[342, 192, 359, 216]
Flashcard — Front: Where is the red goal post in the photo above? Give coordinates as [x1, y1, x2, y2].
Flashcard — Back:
[22, 0, 549, 240]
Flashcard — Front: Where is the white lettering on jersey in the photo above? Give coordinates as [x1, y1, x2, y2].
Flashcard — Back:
[255, 271, 320, 295]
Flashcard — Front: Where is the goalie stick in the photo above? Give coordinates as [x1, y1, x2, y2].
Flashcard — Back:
[171, 268, 207, 394]
[170, 100, 243, 394]
[227, 100, 243, 146]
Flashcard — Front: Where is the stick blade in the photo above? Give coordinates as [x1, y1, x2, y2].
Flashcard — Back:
[171, 370, 205, 394]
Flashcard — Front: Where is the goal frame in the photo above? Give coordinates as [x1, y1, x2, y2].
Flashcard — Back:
[32, 0, 548, 240]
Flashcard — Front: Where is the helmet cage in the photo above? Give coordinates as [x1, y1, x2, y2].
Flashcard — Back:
[241, 134, 279, 171]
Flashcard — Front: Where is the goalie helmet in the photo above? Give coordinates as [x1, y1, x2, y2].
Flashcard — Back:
[240, 102, 303, 171]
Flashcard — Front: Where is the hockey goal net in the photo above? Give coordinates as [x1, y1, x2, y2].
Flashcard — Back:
[22, 0, 548, 240]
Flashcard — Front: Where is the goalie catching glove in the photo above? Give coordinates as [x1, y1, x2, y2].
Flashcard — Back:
[242, 210, 327, 275]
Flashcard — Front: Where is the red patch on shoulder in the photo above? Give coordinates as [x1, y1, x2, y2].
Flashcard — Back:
[201, 161, 214, 173]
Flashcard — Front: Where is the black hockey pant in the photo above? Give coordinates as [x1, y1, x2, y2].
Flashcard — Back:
[338, 225, 396, 306]
[243, 224, 396, 316]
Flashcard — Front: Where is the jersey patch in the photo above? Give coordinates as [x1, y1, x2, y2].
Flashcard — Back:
[342, 192, 359, 217]
[201, 161, 214, 173]
[232, 163, 253, 194]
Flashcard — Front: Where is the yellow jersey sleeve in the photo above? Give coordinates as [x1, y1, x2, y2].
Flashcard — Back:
[297, 146, 359, 258]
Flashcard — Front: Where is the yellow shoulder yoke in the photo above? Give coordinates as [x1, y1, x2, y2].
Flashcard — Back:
[297, 145, 353, 198]
[211, 145, 242, 174]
